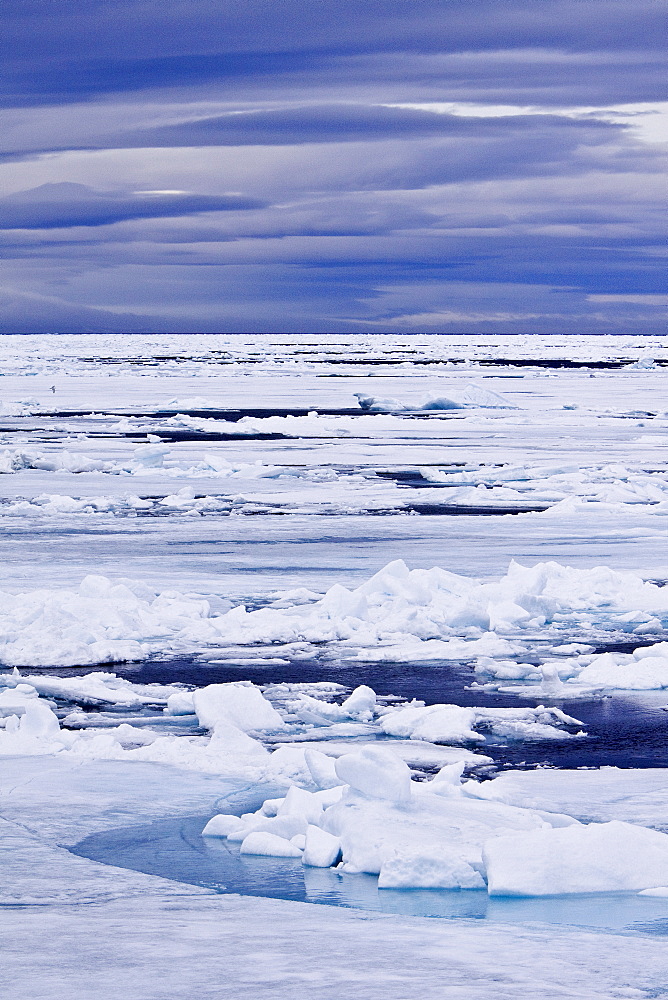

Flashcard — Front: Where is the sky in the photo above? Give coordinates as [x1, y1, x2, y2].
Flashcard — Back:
[0, 0, 666, 334]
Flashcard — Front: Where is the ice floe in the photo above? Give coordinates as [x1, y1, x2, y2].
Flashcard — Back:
[484, 821, 668, 896]
[202, 745, 668, 895]
[420, 461, 668, 510]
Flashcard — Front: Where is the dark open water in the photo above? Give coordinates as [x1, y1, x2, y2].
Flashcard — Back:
[109, 653, 668, 771]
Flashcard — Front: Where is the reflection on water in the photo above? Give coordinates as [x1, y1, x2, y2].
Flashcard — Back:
[70, 814, 668, 934]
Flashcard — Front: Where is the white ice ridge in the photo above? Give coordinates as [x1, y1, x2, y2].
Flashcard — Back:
[0, 442, 322, 478]
[0, 558, 667, 675]
[420, 461, 668, 510]
[355, 384, 517, 410]
[202, 746, 668, 896]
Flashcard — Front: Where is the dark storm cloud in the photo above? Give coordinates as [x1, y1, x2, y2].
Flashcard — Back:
[4, 0, 663, 60]
[4, 49, 666, 111]
[0, 183, 266, 229]
[0, 0, 665, 334]
[0, 288, 154, 333]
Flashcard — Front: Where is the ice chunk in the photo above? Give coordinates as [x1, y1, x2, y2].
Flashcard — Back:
[132, 443, 170, 468]
[226, 812, 309, 843]
[201, 814, 245, 838]
[277, 786, 324, 825]
[378, 849, 485, 889]
[460, 384, 516, 408]
[323, 785, 547, 877]
[165, 691, 195, 715]
[304, 748, 342, 790]
[340, 685, 377, 721]
[484, 820, 668, 896]
[354, 394, 411, 412]
[208, 723, 268, 758]
[576, 647, 668, 690]
[264, 744, 313, 785]
[379, 704, 482, 744]
[302, 825, 342, 868]
[334, 746, 412, 803]
[424, 761, 467, 796]
[240, 832, 303, 857]
[193, 683, 284, 734]
[0, 683, 39, 716]
[420, 396, 462, 410]
[15, 699, 62, 739]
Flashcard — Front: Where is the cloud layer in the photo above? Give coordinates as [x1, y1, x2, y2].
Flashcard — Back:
[0, 0, 665, 332]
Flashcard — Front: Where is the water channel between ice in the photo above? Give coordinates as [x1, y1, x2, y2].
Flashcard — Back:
[62, 653, 668, 933]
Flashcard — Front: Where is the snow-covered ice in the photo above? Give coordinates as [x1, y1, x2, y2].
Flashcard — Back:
[484, 820, 668, 896]
[3, 334, 668, 999]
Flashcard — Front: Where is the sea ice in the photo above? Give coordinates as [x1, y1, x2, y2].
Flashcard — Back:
[378, 848, 486, 890]
[334, 746, 413, 803]
[1, 557, 666, 674]
[239, 831, 303, 857]
[484, 821, 668, 896]
[302, 825, 342, 868]
[193, 682, 285, 734]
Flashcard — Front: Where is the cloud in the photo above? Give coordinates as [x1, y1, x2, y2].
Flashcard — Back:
[109, 105, 619, 148]
[0, 183, 266, 229]
[0, 286, 154, 333]
[0, 0, 664, 332]
[2, 0, 665, 111]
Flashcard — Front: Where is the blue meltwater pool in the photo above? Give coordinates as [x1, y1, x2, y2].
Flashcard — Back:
[69, 811, 668, 935]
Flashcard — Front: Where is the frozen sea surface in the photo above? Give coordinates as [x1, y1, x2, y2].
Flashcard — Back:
[3, 334, 668, 999]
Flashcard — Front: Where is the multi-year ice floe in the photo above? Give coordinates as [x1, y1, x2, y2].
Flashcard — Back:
[0, 444, 303, 480]
[476, 641, 668, 692]
[115, 411, 433, 439]
[1, 559, 667, 682]
[202, 745, 668, 895]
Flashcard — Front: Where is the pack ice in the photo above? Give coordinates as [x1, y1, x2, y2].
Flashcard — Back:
[0, 672, 580, 763]
[1, 559, 667, 689]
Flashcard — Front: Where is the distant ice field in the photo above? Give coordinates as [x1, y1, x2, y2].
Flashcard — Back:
[3, 333, 668, 983]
